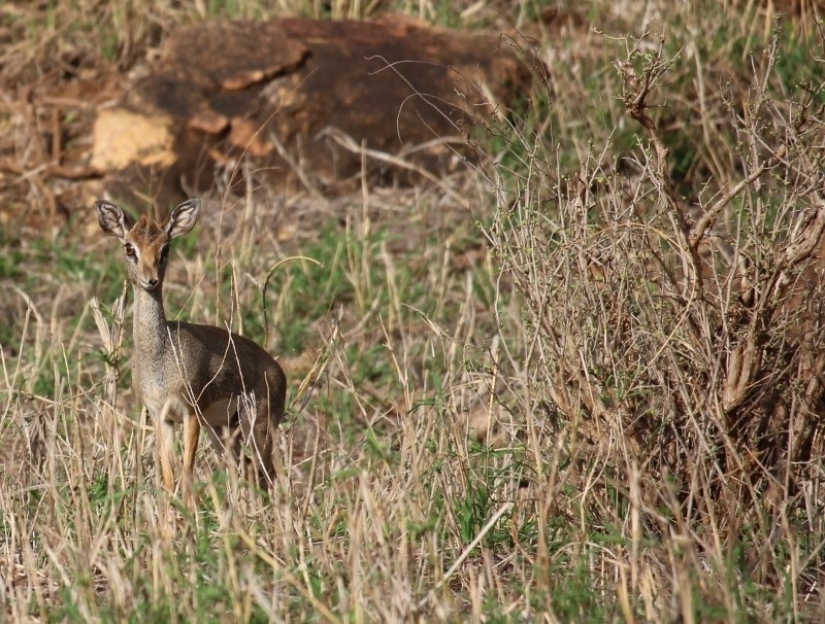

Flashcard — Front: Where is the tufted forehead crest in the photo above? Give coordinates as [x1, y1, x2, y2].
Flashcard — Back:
[131, 215, 166, 244]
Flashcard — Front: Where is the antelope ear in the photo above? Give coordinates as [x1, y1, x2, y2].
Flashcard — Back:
[165, 199, 201, 239]
[95, 200, 133, 241]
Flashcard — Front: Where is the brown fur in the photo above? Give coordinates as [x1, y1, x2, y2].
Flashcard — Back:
[95, 199, 286, 503]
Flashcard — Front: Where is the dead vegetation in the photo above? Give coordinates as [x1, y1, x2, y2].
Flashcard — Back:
[3, 0, 825, 622]
[481, 17, 825, 615]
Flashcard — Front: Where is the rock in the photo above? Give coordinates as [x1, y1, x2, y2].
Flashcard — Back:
[94, 16, 540, 208]
[91, 108, 175, 170]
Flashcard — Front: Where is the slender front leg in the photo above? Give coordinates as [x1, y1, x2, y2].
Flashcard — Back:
[155, 415, 177, 495]
[182, 412, 201, 506]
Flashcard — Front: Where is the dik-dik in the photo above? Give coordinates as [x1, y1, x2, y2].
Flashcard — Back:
[96, 199, 286, 502]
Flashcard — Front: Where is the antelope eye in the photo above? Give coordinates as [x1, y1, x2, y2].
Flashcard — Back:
[124, 243, 136, 258]
[159, 244, 170, 264]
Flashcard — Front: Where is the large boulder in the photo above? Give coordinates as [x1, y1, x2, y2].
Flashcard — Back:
[91, 16, 539, 207]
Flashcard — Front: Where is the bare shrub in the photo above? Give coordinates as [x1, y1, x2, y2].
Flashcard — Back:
[484, 31, 825, 585]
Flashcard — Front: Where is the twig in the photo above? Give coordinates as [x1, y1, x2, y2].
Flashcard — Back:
[689, 150, 783, 248]
[415, 501, 513, 612]
[315, 125, 469, 207]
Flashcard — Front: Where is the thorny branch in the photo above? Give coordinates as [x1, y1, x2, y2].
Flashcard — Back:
[617, 35, 825, 417]
[616, 41, 706, 299]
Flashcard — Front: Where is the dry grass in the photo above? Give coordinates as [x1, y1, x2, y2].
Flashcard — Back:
[3, 0, 825, 622]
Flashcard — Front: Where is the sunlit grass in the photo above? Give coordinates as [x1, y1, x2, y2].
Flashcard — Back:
[3, 0, 825, 621]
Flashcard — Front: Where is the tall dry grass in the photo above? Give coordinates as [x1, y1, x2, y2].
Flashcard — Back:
[2, 0, 825, 622]
[477, 14, 825, 621]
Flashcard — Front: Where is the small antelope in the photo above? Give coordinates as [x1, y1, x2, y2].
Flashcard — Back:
[95, 198, 286, 501]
